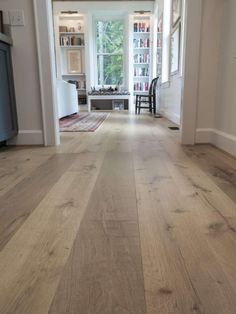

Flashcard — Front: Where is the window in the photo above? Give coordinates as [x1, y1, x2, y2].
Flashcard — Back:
[96, 20, 124, 86]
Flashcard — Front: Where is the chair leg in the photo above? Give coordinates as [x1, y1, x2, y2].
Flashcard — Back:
[138, 97, 141, 114]
[135, 96, 137, 114]
[149, 98, 152, 114]
[149, 96, 152, 113]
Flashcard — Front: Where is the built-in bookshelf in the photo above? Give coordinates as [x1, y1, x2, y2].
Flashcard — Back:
[57, 14, 87, 105]
[59, 32, 85, 47]
[133, 16, 151, 94]
[155, 14, 163, 115]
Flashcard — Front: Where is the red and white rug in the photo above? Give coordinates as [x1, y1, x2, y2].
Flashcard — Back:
[59, 112, 109, 132]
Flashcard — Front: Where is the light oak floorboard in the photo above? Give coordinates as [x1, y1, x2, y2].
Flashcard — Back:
[49, 121, 147, 314]
[0, 112, 235, 314]
[183, 144, 236, 203]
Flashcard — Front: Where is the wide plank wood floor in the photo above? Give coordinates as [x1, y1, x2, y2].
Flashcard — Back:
[0, 112, 236, 314]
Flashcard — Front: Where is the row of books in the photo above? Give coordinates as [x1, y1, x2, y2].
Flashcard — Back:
[134, 22, 150, 33]
[157, 51, 162, 64]
[134, 53, 150, 64]
[134, 67, 149, 77]
[133, 38, 150, 48]
[134, 82, 149, 91]
[157, 39, 162, 48]
[60, 35, 84, 46]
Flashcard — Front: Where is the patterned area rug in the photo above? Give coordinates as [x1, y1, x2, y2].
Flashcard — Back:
[59, 112, 109, 132]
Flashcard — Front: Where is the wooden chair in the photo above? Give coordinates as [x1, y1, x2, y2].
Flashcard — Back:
[135, 77, 159, 115]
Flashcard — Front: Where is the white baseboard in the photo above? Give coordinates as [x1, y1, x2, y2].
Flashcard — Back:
[7, 130, 44, 145]
[195, 128, 214, 143]
[196, 128, 236, 157]
[159, 109, 180, 125]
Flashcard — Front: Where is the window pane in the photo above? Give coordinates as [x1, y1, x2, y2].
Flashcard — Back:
[97, 54, 124, 85]
[96, 20, 124, 54]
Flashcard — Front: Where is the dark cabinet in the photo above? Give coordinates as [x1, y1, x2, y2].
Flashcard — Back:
[0, 41, 18, 142]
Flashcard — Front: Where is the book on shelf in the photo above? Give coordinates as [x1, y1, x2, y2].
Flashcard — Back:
[134, 67, 149, 77]
[133, 22, 150, 33]
[133, 38, 150, 48]
[133, 82, 149, 92]
[157, 38, 162, 48]
[157, 51, 162, 64]
[157, 13, 163, 33]
[134, 53, 150, 64]
[60, 35, 84, 46]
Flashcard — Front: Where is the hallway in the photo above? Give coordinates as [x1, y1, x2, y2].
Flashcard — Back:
[0, 112, 236, 313]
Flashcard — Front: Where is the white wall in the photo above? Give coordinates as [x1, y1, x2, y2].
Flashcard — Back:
[196, 0, 223, 131]
[160, 76, 182, 124]
[155, 0, 183, 125]
[216, 0, 236, 137]
[213, 0, 236, 155]
[0, 0, 44, 145]
[195, 0, 236, 156]
[155, 0, 236, 156]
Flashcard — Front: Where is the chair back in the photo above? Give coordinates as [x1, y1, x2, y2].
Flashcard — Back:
[152, 77, 159, 107]
[149, 77, 159, 96]
[148, 77, 159, 109]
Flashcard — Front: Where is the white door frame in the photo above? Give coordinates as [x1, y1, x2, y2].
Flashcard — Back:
[33, 0, 59, 146]
[33, 0, 202, 146]
[181, 0, 202, 144]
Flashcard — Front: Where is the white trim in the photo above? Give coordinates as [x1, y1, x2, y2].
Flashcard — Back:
[181, 0, 202, 145]
[196, 128, 236, 157]
[160, 109, 180, 125]
[33, 0, 60, 146]
[94, 17, 126, 87]
[195, 128, 214, 143]
[161, 81, 171, 88]
[7, 130, 44, 145]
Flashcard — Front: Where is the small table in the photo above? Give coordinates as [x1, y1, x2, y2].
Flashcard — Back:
[87, 91, 131, 112]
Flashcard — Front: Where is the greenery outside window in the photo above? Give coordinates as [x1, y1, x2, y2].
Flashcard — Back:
[96, 20, 124, 86]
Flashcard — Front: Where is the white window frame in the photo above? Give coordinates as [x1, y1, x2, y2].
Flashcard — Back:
[162, 0, 172, 84]
[94, 17, 125, 87]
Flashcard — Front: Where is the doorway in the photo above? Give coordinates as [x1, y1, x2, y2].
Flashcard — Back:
[33, 0, 202, 146]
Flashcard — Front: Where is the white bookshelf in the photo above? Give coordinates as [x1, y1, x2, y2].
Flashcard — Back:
[132, 16, 152, 95]
[55, 14, 88, 105]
